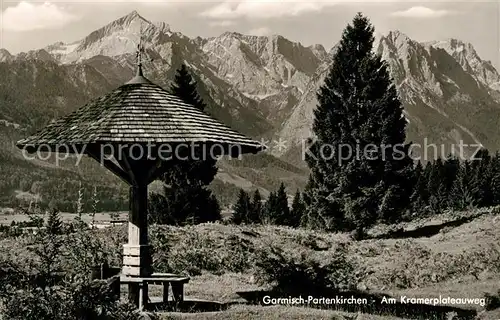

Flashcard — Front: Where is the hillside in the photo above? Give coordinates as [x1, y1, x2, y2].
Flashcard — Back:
[1, 206, 499, 319]
[123, 206, 500, 319]
[1, 11, 500, 209]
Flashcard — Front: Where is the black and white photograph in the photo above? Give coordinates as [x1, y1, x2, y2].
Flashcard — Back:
[0, 0, 499, 319]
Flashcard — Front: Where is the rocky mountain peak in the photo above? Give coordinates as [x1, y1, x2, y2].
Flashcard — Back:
[220, 31, 244, 38]
[380, 30, 415, 53]
[45, 11, 174, 64]
[429, 38, 500, 91]
[430, 38, 474, 54]
[115, 10, 149, 27]
[77, 11, 151, 51]
[16, 49, 56, 63]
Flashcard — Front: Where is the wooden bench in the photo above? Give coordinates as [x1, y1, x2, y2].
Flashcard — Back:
[120, 273, 190, 310]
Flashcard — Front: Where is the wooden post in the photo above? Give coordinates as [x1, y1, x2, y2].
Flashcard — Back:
[122, 184, 151, 307]
[163, 283, 169, 304]
[172, 282, 184, 302]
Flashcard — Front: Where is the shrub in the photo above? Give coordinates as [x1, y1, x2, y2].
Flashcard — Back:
[0, 214, 133, 319]
[2, 279, 143, 320]
[151, 228, 253, 276]
[377, 242, 500, 289]
[484, 290, 500, 311]
[253, 243, 364, 295]
[0, 257, 26, 298]
[63, 227, 122, 277]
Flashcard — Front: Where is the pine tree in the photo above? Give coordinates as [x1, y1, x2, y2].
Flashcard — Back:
[427, 159, 447, 213]
[490, 152, 500, 205]
[148, 184, 221, 225]
[470, 149, 493, 207]
[443, 156, 459, 192]
[263, 184, 291, 226]
[449, 161, 478, 210]
[231, 189, 251, 225]
[275, 183, 290, 225]
[149, 64, 220, 225]
[170, 64, 206, 111]
[304, 13, 413, 231]
[410, 161, 426, 213]
[249, 190, 262, 224]
[290, 190, 305, 228]
[262, 191, 277, 225]
[46, 208, 63, 236]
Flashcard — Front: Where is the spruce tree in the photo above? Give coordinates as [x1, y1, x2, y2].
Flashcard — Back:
[470, 149, 493, 207]
[290, 190, 305, 228]
[409, 161, 427, 216]
[443, 156, 459, 192]
[449, 161, 478, 210]
[232, 189, 251, 225]
[262, 184, 291, 226]
[249, 190, 263, 224]
[304, 13, 413, 231]
[427, 159, 447, 213]
[170, 64, 206, 111]
[490, 152, 500, 205]
[149, 184, 221, 225]
[149, 64, 220, 225]
[262, 191, 277, 225]
[275, 183, 290, 226]
[46, 208, 63, 236]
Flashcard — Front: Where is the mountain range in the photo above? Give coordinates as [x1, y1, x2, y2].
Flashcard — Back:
[1, 10, 499, 209]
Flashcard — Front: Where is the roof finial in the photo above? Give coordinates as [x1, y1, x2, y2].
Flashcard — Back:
[136, 23, 145, 76]
[126, 22, 152, 85]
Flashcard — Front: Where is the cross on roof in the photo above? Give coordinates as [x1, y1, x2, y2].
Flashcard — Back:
[127, 23, 152, 84]
[136, 24, 146, 68]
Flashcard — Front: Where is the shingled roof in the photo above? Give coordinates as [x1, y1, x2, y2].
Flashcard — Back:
[16, 78, 265, 155]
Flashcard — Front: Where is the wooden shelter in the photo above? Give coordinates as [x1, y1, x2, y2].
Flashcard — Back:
[16, 48, 265, 309]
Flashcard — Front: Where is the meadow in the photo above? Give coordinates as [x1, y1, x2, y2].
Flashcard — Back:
[1, 206, 499, 319]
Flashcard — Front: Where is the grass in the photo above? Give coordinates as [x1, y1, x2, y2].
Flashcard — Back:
[158, 304, 402, 320]
[0, 212, 128, 225]
[1, 206, 500, 319]
[153, 207, 500, 319]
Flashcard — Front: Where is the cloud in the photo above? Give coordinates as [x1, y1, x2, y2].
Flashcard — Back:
[391, 6, 455, 18]
[2, 2, 79, 31]
[209, 20, 236, 27]
[201, 0, 469, 20]
[248, 27, 272, 36]
[200, 1, 334, 20]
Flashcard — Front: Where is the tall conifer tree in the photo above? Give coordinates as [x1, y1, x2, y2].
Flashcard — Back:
[262, 184, 291, 226]
[489, 152, 500, 205]
[231, 189, 251, 225]
[304, 13, 413, 232]
[449, 161, 477, 210]
[275, 183, 290, 226]
[290, 190, 305, 228]
[262, 191, 277, 225]
[170, 64, 207, 111]
[149, 64, 220, 225]
[249, 190, 263, 224]
[410, 161, 427, 215]
[427, 159, 447, 213]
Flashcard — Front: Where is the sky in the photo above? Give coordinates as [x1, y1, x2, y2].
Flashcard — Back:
[0, 0, 499, 68]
